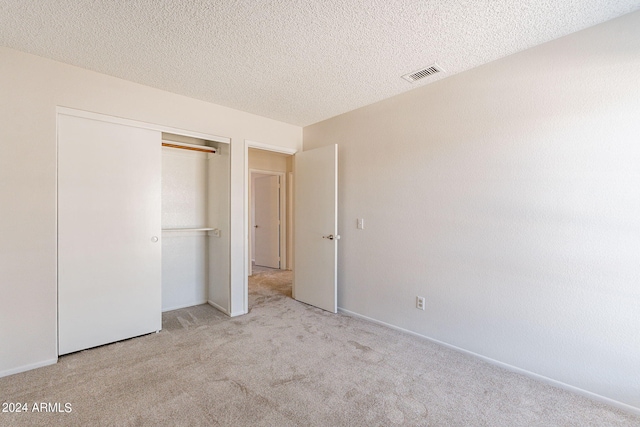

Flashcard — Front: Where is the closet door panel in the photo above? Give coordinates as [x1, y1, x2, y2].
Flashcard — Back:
[58, 115, 162, 355]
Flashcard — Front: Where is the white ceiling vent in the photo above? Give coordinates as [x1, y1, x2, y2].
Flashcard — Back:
[402, 64, 443, 83]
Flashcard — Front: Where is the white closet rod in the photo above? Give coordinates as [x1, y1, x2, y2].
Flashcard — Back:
[162, 140, 216, 153]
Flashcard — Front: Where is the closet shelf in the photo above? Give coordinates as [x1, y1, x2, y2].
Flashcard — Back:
[162, 227, 221, 237]
[162, 140, 216, 153]
[162, 227, 215, 232]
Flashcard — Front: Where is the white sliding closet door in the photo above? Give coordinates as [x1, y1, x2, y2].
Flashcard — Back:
[58, 114, 162, 355]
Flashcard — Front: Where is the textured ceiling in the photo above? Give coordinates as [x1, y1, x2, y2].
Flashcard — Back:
[1, 1, 638, 126]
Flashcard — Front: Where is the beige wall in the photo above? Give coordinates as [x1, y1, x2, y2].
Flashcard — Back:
[304, 12, 640, 411]
[0, 47, 301, 376]
[248, 148, 292, 173]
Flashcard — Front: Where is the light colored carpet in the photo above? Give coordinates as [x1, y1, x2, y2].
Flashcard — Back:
[1, 269, 638, 426]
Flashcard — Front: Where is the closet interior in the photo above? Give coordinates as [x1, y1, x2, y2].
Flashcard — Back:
[161, 133, 230, 313]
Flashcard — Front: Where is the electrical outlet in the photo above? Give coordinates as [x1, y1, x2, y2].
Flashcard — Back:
[416, 296, 426, 310]
[357, 218, 364, 229]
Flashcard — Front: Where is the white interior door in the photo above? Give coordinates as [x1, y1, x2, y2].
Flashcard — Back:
[254, 175, 280, 268]
[58, 114, 162, 355]
[294, 144, 338, 313]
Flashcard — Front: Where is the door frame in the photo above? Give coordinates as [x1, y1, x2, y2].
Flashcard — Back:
[249, 169, 286, 273]
[57, 107, 231, 144]
[244, 140, 297, 313]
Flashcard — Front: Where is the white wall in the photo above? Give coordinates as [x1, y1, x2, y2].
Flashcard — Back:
[304, 12, 640, 411]
[0, 46, 301, 377]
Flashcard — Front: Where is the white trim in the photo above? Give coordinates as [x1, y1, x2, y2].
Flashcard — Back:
[245, 139, 297, 155]
[287, 172, 294, 271]
[337, 307, 640, 416]
[229, 310, 248, 317]
[0, 358, 58, 378]
[162, 301, 208, 313]
[55, 108, 60, 358]
[56, 106, 230, 144]
[207, 300, 230, 316]
[244, 143, 250, 313]
[244, 140, 298, 314]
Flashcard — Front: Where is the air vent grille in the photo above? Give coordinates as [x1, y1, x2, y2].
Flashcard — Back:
[402, 64, 443, 83]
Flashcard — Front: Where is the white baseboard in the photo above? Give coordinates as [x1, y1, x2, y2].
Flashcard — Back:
[229, 310, 248, 317]
[337, 307, 640, 416]
[199, 300, 246, 318]
[207, 300, 231, 316]
[0, 358, 58, 379]
[162, 300, 208, 313]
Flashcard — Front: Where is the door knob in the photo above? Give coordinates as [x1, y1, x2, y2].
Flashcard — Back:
[254, 225, 259, 228]
[151, 236, 159, 243]
[322, 234, 340, 240]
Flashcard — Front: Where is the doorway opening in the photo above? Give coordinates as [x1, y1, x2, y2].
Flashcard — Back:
[247, 146, 295, 310]
[244, 142, 339, 315]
